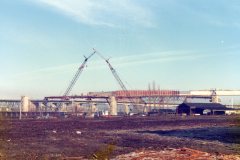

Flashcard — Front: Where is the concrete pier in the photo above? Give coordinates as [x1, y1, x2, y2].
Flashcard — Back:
[124, 104, 129, 115]
[21, 96, 30, 112]
[109, 96, 117, 115]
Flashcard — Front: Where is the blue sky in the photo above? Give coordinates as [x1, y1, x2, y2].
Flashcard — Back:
[0, 0, 240, 99]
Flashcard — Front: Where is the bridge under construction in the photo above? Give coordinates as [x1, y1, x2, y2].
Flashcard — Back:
[1, 49, 240, 117]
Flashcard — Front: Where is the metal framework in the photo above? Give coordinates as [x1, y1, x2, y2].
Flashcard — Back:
[94, 49, 136, 107]
[63, 50, 96, 97]
[53, 50, 96, 110]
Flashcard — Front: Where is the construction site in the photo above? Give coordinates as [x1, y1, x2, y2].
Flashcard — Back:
[1, 49, 240, 119]
[0, 49, 240, 159]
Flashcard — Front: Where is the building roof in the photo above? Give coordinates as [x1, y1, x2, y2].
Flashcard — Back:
[180, 103, 227, 110]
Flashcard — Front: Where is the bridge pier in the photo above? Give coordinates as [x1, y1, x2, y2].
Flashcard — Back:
[109, 96, 117, 116]
[91, 103, 97, 113]
[143, 106, 148, 113]
[87, 103, 97, 117]
[21, 96, 30, 112]
[124, 103, 129, 115]
[74, 103, 81, 112]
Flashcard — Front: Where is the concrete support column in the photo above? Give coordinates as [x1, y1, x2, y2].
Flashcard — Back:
[69, 101, 78, 113]
[61, 103, 68, 112]
[21, 96, 30, 112]
[147, 103, 151, 112]
[91, 103, 97, 113]
[143, 106, 148, 113]
[76, 103, 83, 112]
[72, 101, 83, 113]
[124, 104, 129, 115]
[74, 103, 79, 113]
[88, 103, 97, 117]
[109, 96, 117, 116]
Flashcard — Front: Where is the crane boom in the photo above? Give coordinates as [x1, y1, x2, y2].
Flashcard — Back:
[105, 60, 129, 93]
[63, 50, 96, 97]
[95, 49, 136, 107]
[105, 60, 136, 107]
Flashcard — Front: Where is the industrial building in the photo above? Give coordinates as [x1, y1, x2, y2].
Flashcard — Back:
[176, 103, 232, 115]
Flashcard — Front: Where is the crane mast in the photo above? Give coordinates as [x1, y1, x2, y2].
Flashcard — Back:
[95, 49, 136, 107]
[63, 50, 96, 97]
[52, 50, 96, 111]
[105, 60, 129, 94]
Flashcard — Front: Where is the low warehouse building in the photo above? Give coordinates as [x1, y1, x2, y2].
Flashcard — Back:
[176, 103, 227, 115]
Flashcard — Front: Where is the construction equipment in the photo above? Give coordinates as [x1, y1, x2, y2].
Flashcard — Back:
[51, 48, 136, 111]
[63, 49, 96, 97]
[53, 50, 96, 110]
[94, 49, 136, 108]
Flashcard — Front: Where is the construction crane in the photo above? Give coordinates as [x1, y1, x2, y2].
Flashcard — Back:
[94, 49, 136, 108]
[44, 50, 96, 111]
[63, 49, 96, 97]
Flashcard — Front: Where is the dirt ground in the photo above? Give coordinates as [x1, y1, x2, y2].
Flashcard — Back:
[0, 115, 239, 159]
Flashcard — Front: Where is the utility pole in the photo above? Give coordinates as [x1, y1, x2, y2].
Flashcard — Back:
[19, 102, 22, 120]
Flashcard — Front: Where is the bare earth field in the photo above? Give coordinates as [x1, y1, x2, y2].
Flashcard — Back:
[0, 115, 239, 159]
